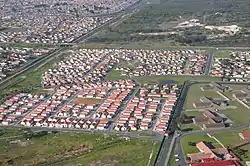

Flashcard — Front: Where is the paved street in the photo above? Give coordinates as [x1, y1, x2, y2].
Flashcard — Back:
[204, 53, 213, 75]
[154, 82, 190, 166]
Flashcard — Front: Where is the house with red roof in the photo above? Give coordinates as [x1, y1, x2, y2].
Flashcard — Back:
[190, 158, 238, 166]
[187, 140, 242, 166]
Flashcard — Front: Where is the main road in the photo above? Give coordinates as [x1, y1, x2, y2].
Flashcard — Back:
[154, 81, 191, 166]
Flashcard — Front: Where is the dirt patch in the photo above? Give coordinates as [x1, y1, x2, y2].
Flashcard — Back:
[34, 145, 91, 166]
[73, 98, 101, 104]
[9, 139, 29, 146]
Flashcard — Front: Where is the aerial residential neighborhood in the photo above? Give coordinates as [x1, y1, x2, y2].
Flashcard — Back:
[1, 48, 185, 135]
[1, 0, 250, 166]
[1, 47, 250, 166]
[0, 46, 52, 81]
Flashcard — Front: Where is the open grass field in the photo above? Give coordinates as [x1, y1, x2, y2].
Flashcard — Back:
[214, 50, 231, 58]
[0, 128, 160, 166]
[213, 130, 243, 147]
[181, 134, 222, 155]
[185, 111, 204, 117]
[72, 98, 102, 104]
[106, 70, 129, 80]
[220, 101, 250, 126]
[184, 83, 221, 109]
[106, 69, 221, 84]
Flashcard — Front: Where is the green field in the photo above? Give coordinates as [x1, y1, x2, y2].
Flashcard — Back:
[184, 83, 221, 109]
[214, 50, 231, 58]
[106, 70, 129, 80]
[220, 101, 250, 126]
[181, 134, 222, 155]
[214, 84, 250, 126]
[185, 111, 204, 117]
[0, 129, 160, 166]
[213, 131, 243, 147]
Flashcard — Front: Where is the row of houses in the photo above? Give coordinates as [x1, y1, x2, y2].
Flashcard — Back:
[114, 83, 180, 132]
[187, 54, 208, 75]
[25, 116, 110, 131]
[140, 84, 180, 98]
[1, 80, 180, 134]
[1, 0, 137, 19]
[1, 4, 112, 44]
[20, 88, 76, 127]
[42, 49, 110, 87]
[114, 96, 162, 131]
[115, 50, 207, 77]
[42, 49, 210, 88]
[94, 88, 134, 119]
[211, 51, 250, 79]
[85, 55, 119, 82]
[0, 93, 45, 125]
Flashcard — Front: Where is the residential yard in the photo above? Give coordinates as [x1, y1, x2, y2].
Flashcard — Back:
[0, 129, 160, 166]
[181, 134, 222, 155]
[184, 83, 221, 109]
